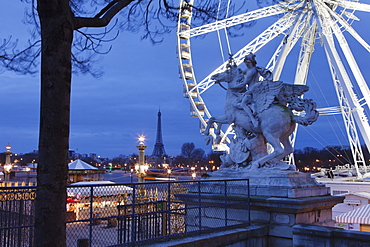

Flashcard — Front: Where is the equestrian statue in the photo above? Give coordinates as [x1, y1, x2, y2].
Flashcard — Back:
[204, 53, 319, 171]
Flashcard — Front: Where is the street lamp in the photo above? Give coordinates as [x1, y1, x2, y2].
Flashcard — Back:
[136, 135, 148, 183]
[25, 167, 31, 184]
[4, 145, 12, 182]
[4, 164, 12, 182]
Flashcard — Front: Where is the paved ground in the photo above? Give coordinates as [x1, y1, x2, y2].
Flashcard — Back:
[67, 221, 119, 247]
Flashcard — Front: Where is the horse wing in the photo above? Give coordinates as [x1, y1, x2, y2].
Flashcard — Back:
[250, 81, 283, 114]
[281, 83, 309, 97]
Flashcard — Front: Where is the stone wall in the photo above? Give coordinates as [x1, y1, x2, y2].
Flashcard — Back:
[145, 224, 370, 247]
[293, 224, 370, 247]
[143, 225, 268, 247]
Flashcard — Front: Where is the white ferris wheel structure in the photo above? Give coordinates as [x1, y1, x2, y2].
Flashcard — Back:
[176, 0, 370, 176]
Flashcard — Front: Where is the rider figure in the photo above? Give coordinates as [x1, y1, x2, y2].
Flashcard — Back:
[235, 53, 273, 129]
[234, 53, 259, 128]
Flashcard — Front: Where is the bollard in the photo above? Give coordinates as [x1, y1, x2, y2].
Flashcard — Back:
[77, 238, 89, 247]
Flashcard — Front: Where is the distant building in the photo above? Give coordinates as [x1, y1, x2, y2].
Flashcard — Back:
[334, 192, 370, 231]
[151, 110, 167, 165]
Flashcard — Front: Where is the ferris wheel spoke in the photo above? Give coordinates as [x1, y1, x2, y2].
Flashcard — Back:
[317, 1, 370, 111]
[219, 125, 234, 144]
[327, 56, 367, 172]
[294, 19, 317, 85]
[196, 11, 300, 94]
[317, 106, 342, 115]
[320, 2, 370, 52]
[264, 7, 312, 75]
[289, 17, 318, 154]
[324, 40, 369, 170]
[315, 3, 364, 110]
[271, 10, 312, 80]
[179, 0, 305, 38]
[314, 3, 370, 157]
[324, 0, 370, 13]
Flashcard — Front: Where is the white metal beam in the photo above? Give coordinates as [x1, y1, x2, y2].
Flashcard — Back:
[179, 0, 304, 38]
[294, 19, 317, 85]
[313, 0, 367, 176]
[287, 15, 318, 165]
[195, 11, 300, 94]
[324, 0, 370, 13]
[273, 10, 310, 80]
[317, 0, 370, 153]
[328, 8, 370, 52]
[328, 58, 367, 177]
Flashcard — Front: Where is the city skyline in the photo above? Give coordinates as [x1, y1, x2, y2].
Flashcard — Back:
[1, 1, 369, 158]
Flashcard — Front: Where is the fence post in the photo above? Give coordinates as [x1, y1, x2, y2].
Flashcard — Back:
[198, 180, 201, 232]
[161, 201, 167, 236]
[167, 180, 171, 236]
[224, 180, 228, 227]
[89, 185, 94, 247]
[16, 199, 23, 247]
[247, 179, 251, 224]
[131, 184, 136, 243]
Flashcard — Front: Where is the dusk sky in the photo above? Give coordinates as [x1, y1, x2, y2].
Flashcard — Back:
[1, 1, 370, 158]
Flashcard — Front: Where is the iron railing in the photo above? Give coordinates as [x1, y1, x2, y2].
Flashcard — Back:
[0, 186, 35, 247]
[0, 179, 250, 247]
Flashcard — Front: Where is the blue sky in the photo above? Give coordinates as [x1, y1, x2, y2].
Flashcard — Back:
[1, 1, 370, 158]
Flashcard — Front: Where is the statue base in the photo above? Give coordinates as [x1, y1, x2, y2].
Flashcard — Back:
[177, 170, 342, 247]
[206, 169, 329, 198]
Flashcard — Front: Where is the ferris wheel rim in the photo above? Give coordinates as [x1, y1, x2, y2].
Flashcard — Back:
[176, 0, 370, 154]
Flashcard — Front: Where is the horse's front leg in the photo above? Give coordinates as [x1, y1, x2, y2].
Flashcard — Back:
[204, 117, 216, 145]
[203, 117, 216, 136]
[204, 116, 231, 145]
[212, 116, 233, 144]
[204, 116, 231, 135]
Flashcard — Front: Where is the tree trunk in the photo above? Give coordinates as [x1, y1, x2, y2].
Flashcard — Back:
[35, 1, 74, 246]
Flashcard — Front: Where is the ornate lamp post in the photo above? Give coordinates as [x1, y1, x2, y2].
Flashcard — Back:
[25, 167, 31, 184]
[4, 145, 12, 182]
[135, 135, 148, 183]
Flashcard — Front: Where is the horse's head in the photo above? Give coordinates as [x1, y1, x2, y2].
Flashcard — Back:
[211, 65, 243, 85]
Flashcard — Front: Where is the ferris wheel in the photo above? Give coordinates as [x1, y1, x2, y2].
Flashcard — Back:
[176, 0, 370, 173]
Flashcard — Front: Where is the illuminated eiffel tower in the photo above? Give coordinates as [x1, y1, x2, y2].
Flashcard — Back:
[152, 110, 166, 157]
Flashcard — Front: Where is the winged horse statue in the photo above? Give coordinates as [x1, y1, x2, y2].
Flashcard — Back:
[204, 54, 319, 170]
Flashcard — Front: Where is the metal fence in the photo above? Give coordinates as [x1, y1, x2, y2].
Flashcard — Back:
[0, 187, 35, 247]
[0, 179, 250, 247]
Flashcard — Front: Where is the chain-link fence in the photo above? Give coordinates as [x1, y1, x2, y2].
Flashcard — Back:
[0, 179, 250, 246]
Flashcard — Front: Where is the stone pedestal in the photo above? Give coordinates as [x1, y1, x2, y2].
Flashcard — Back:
[207, 169, 330, 198]
[177, 171, 344, 247]
[248, 193, 343, 246]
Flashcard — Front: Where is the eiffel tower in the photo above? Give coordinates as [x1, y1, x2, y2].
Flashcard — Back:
[152, 110, 166, 157]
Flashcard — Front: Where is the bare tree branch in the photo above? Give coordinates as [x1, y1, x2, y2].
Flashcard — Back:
[2, 0, 250, 76]
[0, 37, 40, 74]
[74, 0, 135, 29]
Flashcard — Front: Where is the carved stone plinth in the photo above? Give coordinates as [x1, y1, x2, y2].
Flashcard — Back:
[248, 194, 343, 246]
[177, 171, 343, 247]
[207, 170, 329, 198]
